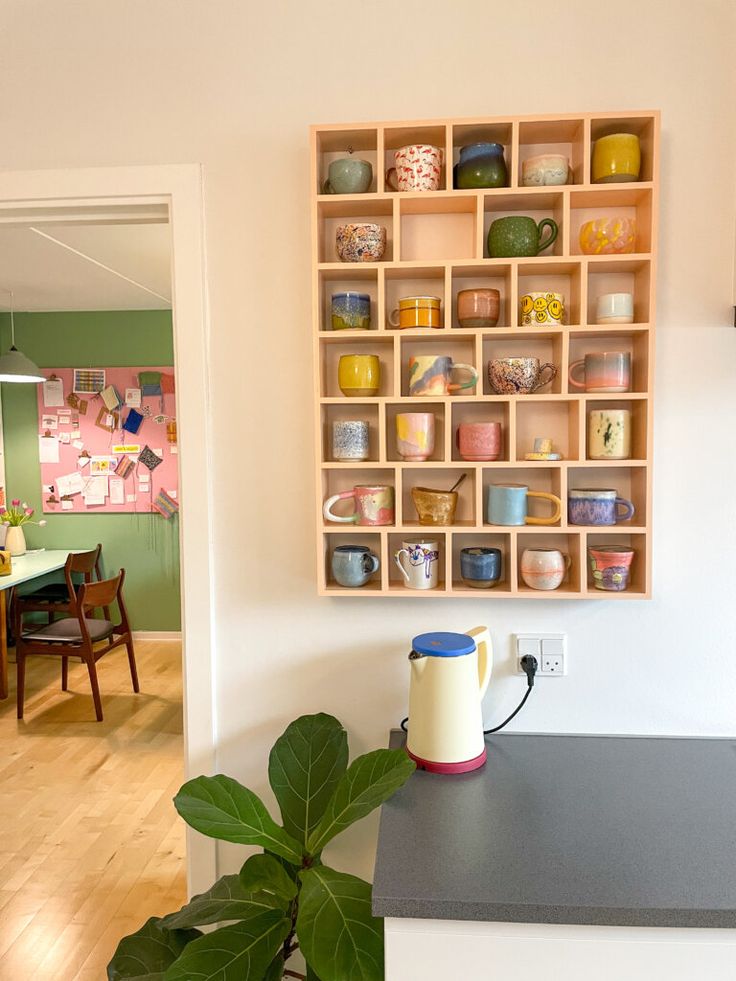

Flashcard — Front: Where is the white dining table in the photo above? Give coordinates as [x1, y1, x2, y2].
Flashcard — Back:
[0, 549, 76, 699]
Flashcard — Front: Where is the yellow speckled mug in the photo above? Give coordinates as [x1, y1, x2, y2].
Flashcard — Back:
[592, 133, 641, 184]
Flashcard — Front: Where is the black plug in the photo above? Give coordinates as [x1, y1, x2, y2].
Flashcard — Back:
[520, 654, 538, 688]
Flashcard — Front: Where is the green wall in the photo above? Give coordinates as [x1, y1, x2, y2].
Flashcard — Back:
[0, 311, 181, 631]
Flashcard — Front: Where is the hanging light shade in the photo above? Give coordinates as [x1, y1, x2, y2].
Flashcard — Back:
[0, 292, 43, 383]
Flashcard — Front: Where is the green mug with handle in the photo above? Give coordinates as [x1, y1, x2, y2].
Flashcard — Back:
[488, 216, 558, 257]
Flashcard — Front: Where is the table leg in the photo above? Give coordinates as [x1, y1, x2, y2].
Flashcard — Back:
[0, 589, 7, 699]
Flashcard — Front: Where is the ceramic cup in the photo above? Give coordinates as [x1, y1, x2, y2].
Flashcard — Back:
[588, 545, 634, 591]
[331, 545, 380, 588]
[596, 292, 634, 325]
[322, 157, 373, 194]
[592, 133, 641, 184]
[386, 144, 442, 192]
[336, 223, 386, 262]
[396, 412, 435, 462]
[488, 358, 557, 395]
[408, 355, 478, 396]
[331, 292, 371, 331]
[457, 288, 500, 328]
[579, 217, 635, 255]
[389, 296, 441, 330]
[332, 420, 370, 462]
[456, 421, 501, 462]
[323, 484, 394, 526]
[487, 483, 562, 526]
[521, 154, 571, 187]
[411, 486, 458, 526]
[520, 547, 570, 590]
[588, 409, 631, 460]
[568, 489, 635, 526]
[488, 216, 558, 258]
[338, 354, 381, 397]
[519, 291, 565, 326]
[394, 539, 440, 589]
[569, 352, 631, 393]
[0, 549, 11, 577]
[454, 142, 507, 189]
[460, 547, 502, 589]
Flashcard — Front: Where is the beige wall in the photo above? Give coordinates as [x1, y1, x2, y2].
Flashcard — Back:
[1, 0, 735, 878]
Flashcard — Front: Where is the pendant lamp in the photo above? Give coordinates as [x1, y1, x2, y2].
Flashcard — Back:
[0, 292, 44, 383]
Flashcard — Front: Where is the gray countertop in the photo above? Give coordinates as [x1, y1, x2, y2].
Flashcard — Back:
[372, 732, 736, 928]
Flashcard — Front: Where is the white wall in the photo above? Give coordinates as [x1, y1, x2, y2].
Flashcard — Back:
[1, 0, 735, 880]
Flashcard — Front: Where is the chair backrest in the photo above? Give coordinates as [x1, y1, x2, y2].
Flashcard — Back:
[78, 569, 125, 614]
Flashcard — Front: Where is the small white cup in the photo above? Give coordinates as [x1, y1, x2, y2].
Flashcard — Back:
[596, 292, 634, 325]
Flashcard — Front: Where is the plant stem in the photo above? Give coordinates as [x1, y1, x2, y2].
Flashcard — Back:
[284, 972, 306, 980]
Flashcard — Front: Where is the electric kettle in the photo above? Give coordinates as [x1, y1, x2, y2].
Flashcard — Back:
[406, 626, 492, 773]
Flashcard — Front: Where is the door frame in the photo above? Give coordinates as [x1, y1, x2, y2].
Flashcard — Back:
[0, 164, 217, 892]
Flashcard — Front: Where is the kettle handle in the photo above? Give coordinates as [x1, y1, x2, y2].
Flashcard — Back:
[466, 626, 492, 699]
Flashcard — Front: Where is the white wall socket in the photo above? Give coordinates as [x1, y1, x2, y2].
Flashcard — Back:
[515, 633, 567, 677]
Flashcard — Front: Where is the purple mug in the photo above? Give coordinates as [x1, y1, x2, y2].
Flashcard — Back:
[568, 489, 634, 526]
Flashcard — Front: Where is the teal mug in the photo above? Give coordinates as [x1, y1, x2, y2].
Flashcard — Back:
[322, 158, 373, 195]
[488, 216, 558, 258]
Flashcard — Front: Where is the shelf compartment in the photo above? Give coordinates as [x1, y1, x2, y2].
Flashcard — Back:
[386, 401, 446, 463]
[586, 257, 651, 327]
[585, 397, 648, 462]
[585, 531, 648, 595]
[482, 466, 563, 528]
[384, 265, 446, 330]
[400, 335, 480, 398]
[387, 532, 448, 593]
[451, 122, 513, 190]
[568, 330, 650, 395]
[319, 266, 379, 333]
[517, 117, 585, 187]
[315, 127, 380, 195]
[320, 402, 381, 464]
[401, 466, 477, 528]
[318, 198, 394, 263]
[482, 333, 564, 396]
[399, 194, 478, 261]
[590, 114, 657, 183]
[515, 398, 579, 462]
[322, 532, 383, 592]
[450, 532, 513, 593]
[568, 466, 647, 528]
[483, 192, 565, 259]
[451, 400, 511, 463]
[517, 531, 582, 595]
[321, 468, 397, 529]
[319, 335, 395, 398]
[450, 263, 512, 329]
[517, 260, 582, 328]
[569, 186, 652, 257]
[383, 124, 449, 192]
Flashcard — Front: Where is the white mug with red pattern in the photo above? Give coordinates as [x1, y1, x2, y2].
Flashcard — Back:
[386, 144, 442, 192]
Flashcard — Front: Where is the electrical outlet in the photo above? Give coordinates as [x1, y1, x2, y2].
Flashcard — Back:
[515, 633, 567, 676]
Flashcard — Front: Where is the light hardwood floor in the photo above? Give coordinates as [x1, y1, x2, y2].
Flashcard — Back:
[0, 638, 187, 979]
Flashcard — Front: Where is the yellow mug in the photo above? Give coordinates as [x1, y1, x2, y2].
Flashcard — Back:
[592, 133, 641, 184]
[338, 354, 381, 397]
[389, 296, 441, 330]
[0, 550, 11, 576]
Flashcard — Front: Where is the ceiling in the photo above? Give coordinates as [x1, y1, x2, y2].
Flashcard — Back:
[0, 222, 172, 312]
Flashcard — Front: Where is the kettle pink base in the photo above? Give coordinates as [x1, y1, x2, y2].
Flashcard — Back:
[407, 746, 487, 774]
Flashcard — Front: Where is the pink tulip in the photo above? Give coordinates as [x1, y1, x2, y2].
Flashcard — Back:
[11, 499, 20, 507]
[24, 507, 34, 516]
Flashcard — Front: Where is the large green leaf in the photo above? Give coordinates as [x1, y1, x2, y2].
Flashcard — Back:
[174, 774, 303, 864]
[296, 867, 383, 981]
[164, 909, 290, 981]
[239, 854, 297, 906]
[263, 954, 285, 981]
[160, 874, 283, 930]
[107, 917, 201, 980]
[268, 714, 348, 845]
[306, 750, 415, 855]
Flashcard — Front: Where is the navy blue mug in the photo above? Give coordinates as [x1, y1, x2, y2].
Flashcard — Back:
[460, 547, 502, 589]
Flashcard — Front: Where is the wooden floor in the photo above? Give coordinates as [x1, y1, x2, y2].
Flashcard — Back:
[0, 639, 186, 979]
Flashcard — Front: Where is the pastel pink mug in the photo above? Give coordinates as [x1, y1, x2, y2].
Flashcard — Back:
[456, 422, 502, 462]
[569, 351, 631, 393]
[323, 484, 394, 526]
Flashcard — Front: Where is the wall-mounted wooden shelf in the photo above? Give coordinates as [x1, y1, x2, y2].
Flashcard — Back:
[311, 112, 659, 598]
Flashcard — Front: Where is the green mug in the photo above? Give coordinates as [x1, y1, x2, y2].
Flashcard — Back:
[488, 216, 558, 257]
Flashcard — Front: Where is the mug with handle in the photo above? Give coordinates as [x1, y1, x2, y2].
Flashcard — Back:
[394, 539, 440, 589]
[323, 484, 394, 526]
[331, 544, 380, 587]
[408, 355, 478, 396]
[487, 482, 561, 526]
[568, 352, 631, 393]
[487, 216, 558, 258]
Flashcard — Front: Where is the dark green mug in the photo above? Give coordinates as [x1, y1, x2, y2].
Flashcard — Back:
[488, 216, 558, 257]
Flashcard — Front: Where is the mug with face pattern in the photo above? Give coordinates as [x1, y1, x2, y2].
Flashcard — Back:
[520, 291, 565, 326]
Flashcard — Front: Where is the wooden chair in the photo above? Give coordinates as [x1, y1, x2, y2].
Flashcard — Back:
[17, 545, 106, 622]
[15, 570, 139, 722]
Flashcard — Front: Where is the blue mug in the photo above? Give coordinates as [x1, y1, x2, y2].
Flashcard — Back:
[331, 545, 380, 588]
[331, 292, 371, 331]
[487, 483, 561, 526]
[460, 547, 502, 589]
[568, 489, 634, 526]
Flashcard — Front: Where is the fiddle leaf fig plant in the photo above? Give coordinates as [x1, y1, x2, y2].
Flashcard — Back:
[107, 713, 415, 981]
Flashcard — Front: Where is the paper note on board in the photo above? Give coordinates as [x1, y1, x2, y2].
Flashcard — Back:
[78, 456, 90, 468]
[39, 436, 60, 464]
[112, 444, 140, 455]
[61, 500, 74, 511]
[43, 377, 64, 407]
[71, 430, 81, 439]
[90, 457, 114, 475]
[58, 408, 72, 417]
[72, 439, 84, 450]
[109, 478, 125, 505]
[59, 432, 71, 444]
[56, 471, 85, 497]
[125, 493, 136, 504]
[83, 475, 108, 505]
[125, 388, 141, 408]
[42, 415, 58, 430]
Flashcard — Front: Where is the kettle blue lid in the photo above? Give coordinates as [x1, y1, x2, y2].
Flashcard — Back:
[412, 631, 475, 657]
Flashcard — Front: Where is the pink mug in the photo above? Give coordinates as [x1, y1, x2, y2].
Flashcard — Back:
[569, 352, 631, 393]
[323, 484, 394, 526]
[456, 422, 502, 462]
[386, 144, 443, 192]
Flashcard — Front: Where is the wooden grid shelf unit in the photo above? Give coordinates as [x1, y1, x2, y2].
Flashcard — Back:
[311, 111, 659, 598]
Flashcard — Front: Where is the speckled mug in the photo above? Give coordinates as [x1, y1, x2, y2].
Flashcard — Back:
[332, 420, 370, 462]
[488, 358, 557, 395]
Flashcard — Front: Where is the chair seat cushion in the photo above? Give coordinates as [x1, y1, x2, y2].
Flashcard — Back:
[22, 583, 72, 604]
[22, 617, 115, 644]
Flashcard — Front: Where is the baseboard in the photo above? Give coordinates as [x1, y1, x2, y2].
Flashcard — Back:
[132, 631, 182, 641]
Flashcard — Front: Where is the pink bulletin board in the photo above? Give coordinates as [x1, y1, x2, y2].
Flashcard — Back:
[36, 367, 178, 514]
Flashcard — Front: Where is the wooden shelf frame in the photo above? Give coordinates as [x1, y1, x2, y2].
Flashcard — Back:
[312, 111, 659, 598]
